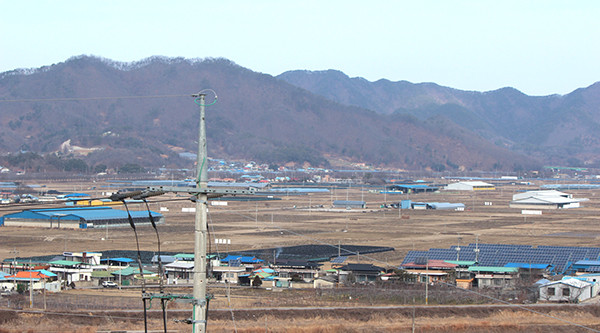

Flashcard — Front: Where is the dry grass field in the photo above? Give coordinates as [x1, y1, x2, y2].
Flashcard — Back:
[3, 179, 600, 331]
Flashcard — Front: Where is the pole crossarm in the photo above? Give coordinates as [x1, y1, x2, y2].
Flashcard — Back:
[145, 186, 255, 196]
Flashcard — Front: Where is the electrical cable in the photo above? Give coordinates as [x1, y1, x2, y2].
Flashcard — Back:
[438, 281, 600, 332]
[192, 89, 218, 107]
[0, 196, 191, 213]
[222, 208, 393, 267]
[121, 199, 148, 333]
[217, 205, 600, 332]
[208, 209, 238, 331]
[0, 93, 190, 103]
[141, 198, 168, 333]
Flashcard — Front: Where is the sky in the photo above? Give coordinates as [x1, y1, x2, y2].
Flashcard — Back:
[1, 0, 599, 96]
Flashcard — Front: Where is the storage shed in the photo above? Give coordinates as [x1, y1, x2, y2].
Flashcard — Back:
[1, 206, 164, 229]
[539, 278, 595, 303]
[333, 200, 366, 209]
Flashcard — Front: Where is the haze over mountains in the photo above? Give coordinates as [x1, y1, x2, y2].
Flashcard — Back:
[0, 56, 599, 173]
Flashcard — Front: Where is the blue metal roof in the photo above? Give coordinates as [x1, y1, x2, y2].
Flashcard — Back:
[392, 184, 433, 189]
[221, 255, 263, 263]
[3, 207, 162, 222]
[101, 258, 135, 263]
[505, 263, 551, 269]
[574, 260, 600, 266]
[34, 269, 57, 277]
[64, 193, 91, 197]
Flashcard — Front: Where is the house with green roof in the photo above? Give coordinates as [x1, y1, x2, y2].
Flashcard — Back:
[111, 267, 156, 285]
[468, 266, 519, 289]
[48, 260, 93, 286]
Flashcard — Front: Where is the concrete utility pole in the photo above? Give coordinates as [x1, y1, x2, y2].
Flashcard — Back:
[144, 92, 254, 333]
[193, 94, 209, 333]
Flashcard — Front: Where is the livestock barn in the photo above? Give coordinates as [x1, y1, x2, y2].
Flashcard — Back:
[0, 206, 164, 229]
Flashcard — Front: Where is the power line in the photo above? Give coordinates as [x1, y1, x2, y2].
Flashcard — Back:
[0, 197, 191, 212]
[219, 207, 394, 268]
[0, 94, 190, 103]
[211, 205, 600, 333]
[438, 281, 600, 332]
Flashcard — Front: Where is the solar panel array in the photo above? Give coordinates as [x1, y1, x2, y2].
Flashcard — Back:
[330, 256, 348, 264]
[401, 244, 600, 274]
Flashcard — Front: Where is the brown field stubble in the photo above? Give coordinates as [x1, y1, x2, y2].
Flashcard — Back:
[3, 180, 600, 331]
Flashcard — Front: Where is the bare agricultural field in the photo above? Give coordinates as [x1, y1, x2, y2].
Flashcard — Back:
[3, 180, 600, 331]
[2, 180, 600, 266]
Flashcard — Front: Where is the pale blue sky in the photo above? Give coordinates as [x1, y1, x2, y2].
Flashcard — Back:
[1, 0, 598, 96]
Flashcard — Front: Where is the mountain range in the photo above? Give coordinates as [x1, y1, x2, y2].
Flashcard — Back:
[0, 55, 598, 173]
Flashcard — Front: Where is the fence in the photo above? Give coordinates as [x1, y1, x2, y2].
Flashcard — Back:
[0, 293, 143, 311]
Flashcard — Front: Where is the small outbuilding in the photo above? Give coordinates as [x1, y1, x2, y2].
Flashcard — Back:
[333, 200, 366, 209]
[539, 278, 595, 303]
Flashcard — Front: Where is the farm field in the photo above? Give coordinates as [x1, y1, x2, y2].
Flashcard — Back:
[2, 179, 600, 331]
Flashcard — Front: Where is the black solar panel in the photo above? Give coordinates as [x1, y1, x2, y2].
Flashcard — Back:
[330, 256, 348, 264]
[401, 243, 600, 275]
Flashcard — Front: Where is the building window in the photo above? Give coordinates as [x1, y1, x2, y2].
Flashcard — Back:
[548, 287, 555, 296]
[562, 288, 570, 297]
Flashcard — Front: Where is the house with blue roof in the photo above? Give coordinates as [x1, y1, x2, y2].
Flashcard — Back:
[220, 255, 263, 265]
[101, 258, 135, 267]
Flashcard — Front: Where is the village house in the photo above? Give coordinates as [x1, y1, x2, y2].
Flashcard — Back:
[539, 278, 597, 303]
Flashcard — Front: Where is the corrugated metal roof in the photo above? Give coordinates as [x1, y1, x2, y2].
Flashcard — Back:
[574, 260, 600, 266]
[511, 197, 585, 205]
[101, 258, 135, 263]
[505, 263, 551, 269]
[333, 200, 365, 205]
[460, 181, 494, 186]
[444, 260, 476, 266]
[112, 267, 154, 276]
[546, 278, 591, 289]
[428, 202, 465, 210]
[34, 269, 57, 277]
[9, 271, 52, 279]
[165, 261, 194, 269]
[175, 253, 194, 259]
[468, 266, 518, 273]
[221, 255, 263, 263]
[3, 207, 162, 221]
[49, 260, 84, 266]
[512, 190, 569, 201]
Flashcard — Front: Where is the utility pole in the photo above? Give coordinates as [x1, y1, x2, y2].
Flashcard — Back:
[142, 92, 254, 333]
[10, 248, 18, 292]
[425, 259, 429, 305]
[193, 93, 209, 333]
[29, 259, 33, 308]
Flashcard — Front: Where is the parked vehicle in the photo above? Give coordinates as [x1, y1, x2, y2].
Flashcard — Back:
[102, 281, 117, 288]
